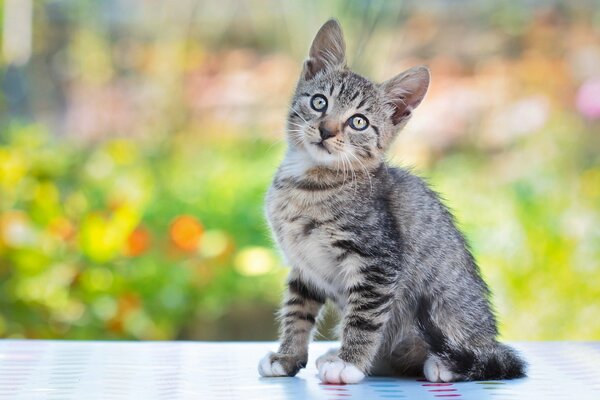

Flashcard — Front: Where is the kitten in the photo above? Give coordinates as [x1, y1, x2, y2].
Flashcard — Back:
[258, 19, 526, 384]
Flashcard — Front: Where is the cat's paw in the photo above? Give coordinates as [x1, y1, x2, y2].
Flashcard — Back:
[315, 348, 339, 369]
[258, 351, 307, 377]
[423, 356, 457, 382]
[317, 355, 365, 384]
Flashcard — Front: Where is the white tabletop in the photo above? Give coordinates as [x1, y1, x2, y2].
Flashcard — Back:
[1, 340, 599, 399]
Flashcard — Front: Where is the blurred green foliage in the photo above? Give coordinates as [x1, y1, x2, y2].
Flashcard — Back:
[0, 125, 286, 339]
[1, 1, 599, 341]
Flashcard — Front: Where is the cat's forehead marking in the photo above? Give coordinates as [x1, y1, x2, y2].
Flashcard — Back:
[315, 71, 378, 108]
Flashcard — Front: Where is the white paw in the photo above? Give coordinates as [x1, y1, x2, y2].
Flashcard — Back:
[258, 352, 286, 377]
[424, 356, 456, 382]
[318, 356, 365, 384]
[315, 348, 339, 370]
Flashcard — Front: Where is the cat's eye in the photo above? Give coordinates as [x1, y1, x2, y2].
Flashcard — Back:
[348, 114, 369, 131]
[310, 94, 328, 112]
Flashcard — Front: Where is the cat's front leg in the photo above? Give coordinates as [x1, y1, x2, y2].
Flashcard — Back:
[258, 272, 325, 377]
[318, 275, 395, 384]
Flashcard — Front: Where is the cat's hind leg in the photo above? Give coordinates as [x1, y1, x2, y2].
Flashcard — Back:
[386, 336, 429, 377]
[423, 355, 457, 382]
[417, 296, 526, 382]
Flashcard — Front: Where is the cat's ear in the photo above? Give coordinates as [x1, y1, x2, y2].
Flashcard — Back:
[382, 66, 430, 125]
[302, 19, 346, 80]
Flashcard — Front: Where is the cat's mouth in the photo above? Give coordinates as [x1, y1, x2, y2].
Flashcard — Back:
[311, 140, 332, 155]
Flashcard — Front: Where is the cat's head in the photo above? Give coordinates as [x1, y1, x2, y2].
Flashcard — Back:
[286, 19, 429, 170]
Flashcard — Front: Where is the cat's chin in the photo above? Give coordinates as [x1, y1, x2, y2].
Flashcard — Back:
[304, 141, 340, 166]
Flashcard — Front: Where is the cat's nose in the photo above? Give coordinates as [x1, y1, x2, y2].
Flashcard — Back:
[319, 123, 336, 140]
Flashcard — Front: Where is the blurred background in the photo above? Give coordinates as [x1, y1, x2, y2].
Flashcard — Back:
[1, 0, 599, 341]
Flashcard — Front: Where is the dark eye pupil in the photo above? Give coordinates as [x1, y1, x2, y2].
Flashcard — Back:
[311, 95, 327, 111]
[349, 115, 368, 130]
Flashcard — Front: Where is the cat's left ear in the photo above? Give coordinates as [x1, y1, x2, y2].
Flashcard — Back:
[382, 66, 430, 125]
[302, 19, 346, 80]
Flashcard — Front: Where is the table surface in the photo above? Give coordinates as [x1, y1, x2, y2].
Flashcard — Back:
[1, 340, 599, 399]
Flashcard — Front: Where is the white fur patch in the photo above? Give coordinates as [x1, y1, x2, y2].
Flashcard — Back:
[423, 356, 456, 382]
[278, 150, 317, 179]
[315, 348, 339, 369]
[317, 356, 365, 384]
[258, 352, 287, 377]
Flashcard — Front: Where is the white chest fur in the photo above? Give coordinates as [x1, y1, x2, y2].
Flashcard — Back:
[266, 183, 363, 307]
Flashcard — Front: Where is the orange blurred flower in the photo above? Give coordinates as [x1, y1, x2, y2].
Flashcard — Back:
[48, 217, 75, 241]
[169, 215, 203, 252]
[124, 226, 151, 257]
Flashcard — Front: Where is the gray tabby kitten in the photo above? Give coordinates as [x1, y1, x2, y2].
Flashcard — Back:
[258, 19, 526, 384]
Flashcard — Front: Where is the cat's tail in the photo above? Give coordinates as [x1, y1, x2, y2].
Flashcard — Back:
[416, 296, 526, 381]
[443, 342, 527, 381]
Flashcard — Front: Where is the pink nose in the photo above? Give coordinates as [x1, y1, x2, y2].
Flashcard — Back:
[319, 120, 340, 140]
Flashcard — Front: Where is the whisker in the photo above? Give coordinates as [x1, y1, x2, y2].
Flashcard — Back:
[287, 121, 305, 129]
[343, 152, 358, 195]
[289, 106, 310, 124]
[346, 150, 373, 195]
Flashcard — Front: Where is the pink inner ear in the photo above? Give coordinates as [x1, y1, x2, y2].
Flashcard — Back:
[383, 66, 430, 125]
[304, 59, 316, 80]
[303, 58, 327, 80]
[390, 103, 412, 125]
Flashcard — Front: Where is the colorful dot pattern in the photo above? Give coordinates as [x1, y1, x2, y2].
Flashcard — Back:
[0, 341, 599, 399]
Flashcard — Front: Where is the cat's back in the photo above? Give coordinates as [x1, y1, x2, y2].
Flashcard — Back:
[379, 165, 471, 255]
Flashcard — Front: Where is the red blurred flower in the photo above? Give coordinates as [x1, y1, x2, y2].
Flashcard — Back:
[124, 226, 151, 257]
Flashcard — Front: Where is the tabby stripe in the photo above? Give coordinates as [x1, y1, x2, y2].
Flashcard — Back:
[365, 272, 396, 285]
[329, 84, 334, 95]
[302, 219, 320, 235]
[273, 179, 285, 190]
[350, 92, 360, 101]
[362, 263, 394, 276]
[339, 83, 346, 96]
[357, 98, 367, 109]
[347, 284, 383, 300]
[346, 315, 383, 332]
[294, 179, 345, 191]
[353, 295, 393, 312]
[283, 311, 316, 324]
[347, 282, 377, 295]
[361, 264, 396, 279]
[285, 297, 305, 306]
[331, 239, 373, 258]
[288, 279, 326, 304]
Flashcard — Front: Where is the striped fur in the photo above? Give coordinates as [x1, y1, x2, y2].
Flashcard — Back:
[258, 19, 526, 384]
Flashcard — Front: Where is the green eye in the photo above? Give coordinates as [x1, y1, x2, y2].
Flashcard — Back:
[349, 114, 369, 131]
[310, 94, 328, 112]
